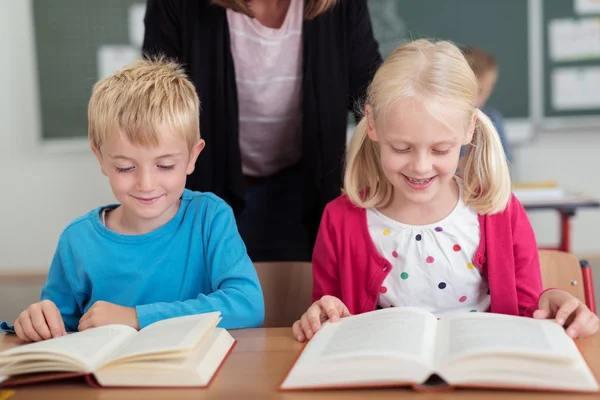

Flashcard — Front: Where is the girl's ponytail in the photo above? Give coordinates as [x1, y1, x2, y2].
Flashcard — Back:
[344, 116, 392, 208]
[461, 108, 512, 214]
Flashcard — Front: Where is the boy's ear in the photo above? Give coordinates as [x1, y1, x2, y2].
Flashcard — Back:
[186, 139, 205, 175]
[365, 105, 378, 142]
[91, 144, 108, 177]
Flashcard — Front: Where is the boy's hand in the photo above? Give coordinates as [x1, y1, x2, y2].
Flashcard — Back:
[292, 295, 351, 342]
[14, 300, 67, 342]
[533, 289, 599, 338]
[78, 301, 140, 332]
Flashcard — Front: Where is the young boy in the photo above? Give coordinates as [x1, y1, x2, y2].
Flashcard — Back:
[463, 46, 513, 164]
[1, 58, 264, 342]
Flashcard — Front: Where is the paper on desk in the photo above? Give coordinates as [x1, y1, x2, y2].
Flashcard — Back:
[552, 66, 600, 110]
[0, 389, 14, 400]
[548, 18, 600, 61]
[575, 0, 600, 15]
[513, 187, 568, 203]
[97, 45, 139, 80]
[128, 3, 146, 47]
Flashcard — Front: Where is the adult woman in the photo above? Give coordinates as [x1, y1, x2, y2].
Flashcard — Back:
[143, 0, 381, 261]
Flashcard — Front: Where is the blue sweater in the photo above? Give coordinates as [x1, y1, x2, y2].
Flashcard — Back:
[1, 190, 264, 333]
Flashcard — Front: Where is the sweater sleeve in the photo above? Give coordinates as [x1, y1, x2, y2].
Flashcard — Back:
[510, 196, 544, 317]
[312, 205, 342, 303]
[347, 0, 382, 122]
[142, 0, 183, 61]
[135, 201, 264, 329]
[39, 245, 83, 332]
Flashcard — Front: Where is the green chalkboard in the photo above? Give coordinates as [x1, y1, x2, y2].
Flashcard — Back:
[33, 0, 143, 140]
[34, 0, 531, 140]
[367, 0, 530, 119]
[542, 1, 600, 119]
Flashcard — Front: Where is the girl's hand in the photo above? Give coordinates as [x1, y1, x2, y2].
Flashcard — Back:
[292, 295, 351, 342]
[533, 289, 599, 338]
[14, 300, 67, 342]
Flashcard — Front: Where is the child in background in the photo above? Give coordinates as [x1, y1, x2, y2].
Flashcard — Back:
[2, 58, 264, 342]
[293, 39, 598, 342]
[463, 46, 512, 164]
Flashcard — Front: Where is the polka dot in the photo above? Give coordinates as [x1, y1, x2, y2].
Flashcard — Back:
[466, 262, 475, 270]
[426, 256, 435, 263]
[383, 229, 391, 236]
[435, 226, 443, 232]
[400, 272, 409, 280]
[453, 244, 461, 252]
[392, 251, 398, 258]
[380, 286, 388, 293]
[415, 234, 422, 241]
[470, 310, 477, 312]
[459, 296, 467, 303]
[438, 282, 447, 289]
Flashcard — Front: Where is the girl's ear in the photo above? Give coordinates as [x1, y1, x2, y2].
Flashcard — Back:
[366, 105, 378, 142]
[464, 109, 477, 145]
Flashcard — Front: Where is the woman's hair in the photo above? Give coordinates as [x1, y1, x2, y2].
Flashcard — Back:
[462, 46, 498, 78]
[88, 57, 200, 152]
[344, 39, 511, 215]
[211, 0, 338, 20]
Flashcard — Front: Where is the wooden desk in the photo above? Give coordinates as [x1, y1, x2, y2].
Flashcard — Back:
[520, 195, 600, 253]
[1, 328, 600, 399]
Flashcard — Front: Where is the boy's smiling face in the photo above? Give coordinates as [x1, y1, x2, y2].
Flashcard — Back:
[93, 127, 204, 233]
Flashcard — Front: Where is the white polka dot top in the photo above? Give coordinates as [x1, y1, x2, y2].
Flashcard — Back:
[367, 179, 491, 318]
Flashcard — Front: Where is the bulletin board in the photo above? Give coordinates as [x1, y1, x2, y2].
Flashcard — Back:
[542, 0, 600, 124]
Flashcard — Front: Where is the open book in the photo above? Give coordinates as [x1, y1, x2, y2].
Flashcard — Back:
[280, 307, 599, 393]
[0, 312, 235, 388]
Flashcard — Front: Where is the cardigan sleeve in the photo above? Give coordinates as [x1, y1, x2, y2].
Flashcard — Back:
[142, 0, 184, 61]
[312, 205, 342, 303]
[347, 0, 382, 121]
[510, 195, 544, 317]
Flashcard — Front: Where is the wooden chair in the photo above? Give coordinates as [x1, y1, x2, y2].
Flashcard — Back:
[253, 262, 313, 327]
[538, 249, 597, 314]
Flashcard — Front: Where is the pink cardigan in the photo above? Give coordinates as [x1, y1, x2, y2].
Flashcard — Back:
[312, 194, 543, 317]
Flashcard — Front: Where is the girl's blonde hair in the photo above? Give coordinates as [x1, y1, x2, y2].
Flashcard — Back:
[88, 57, 200, 152]
[344, 39, 511, 215]
[211, 0, 337, 20]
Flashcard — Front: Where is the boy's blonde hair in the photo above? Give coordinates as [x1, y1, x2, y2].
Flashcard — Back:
[88, 57, 200, 151]
[344, 39, 511, 215]
[211, 0, 337, 20]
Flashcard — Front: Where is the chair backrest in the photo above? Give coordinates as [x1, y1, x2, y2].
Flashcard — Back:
[538, 249, 586, 304]
[254, 262, 313, 328]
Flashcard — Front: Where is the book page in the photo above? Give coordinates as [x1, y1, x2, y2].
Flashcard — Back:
[435, 312, 580, 367]
[0, 325, 136, 373]
[103, 312, 221, 366]
[280, 307, 438, 389]
[299, 307, 437, 365]
[94, 329, 236, 387]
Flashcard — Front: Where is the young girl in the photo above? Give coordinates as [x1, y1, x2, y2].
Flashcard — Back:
[293, 39, 599, 342]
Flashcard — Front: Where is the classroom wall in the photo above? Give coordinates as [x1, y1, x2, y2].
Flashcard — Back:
[513, 133, 600, 257]
[0, 1, 114, 270]
[1, 1, 600, 272]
